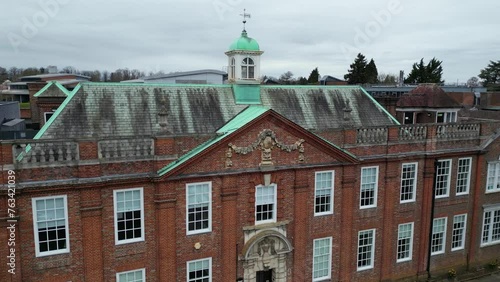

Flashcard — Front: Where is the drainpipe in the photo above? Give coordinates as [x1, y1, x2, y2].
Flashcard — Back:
[426, 159, 439, 278]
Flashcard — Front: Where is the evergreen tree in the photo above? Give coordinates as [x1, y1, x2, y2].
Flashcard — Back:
[297, 77, 308, 85]
[344, 53, 368, 84]
[307, 67, 320, 84]
[404, 58, 444, 84]
[478, 60, 500, 90]
[365, 59, 378, 84]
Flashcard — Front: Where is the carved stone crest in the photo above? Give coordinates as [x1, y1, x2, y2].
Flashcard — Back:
[226, 129, 305, 168]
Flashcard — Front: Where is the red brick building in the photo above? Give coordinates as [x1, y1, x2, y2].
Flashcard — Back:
[1, 30, 500, 282]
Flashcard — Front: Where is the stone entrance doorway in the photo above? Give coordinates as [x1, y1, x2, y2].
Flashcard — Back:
[241, 230, 293, 282]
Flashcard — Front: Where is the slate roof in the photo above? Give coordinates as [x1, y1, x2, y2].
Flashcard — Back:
[158, 106, 268, 176]
[35, 82, 398, 139]
[396, 84, 462, 108]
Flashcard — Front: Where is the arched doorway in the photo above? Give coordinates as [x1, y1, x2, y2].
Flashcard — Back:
[241, 230, 293, 282]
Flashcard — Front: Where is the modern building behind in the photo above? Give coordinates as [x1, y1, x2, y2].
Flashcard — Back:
[121, 69, 227, 84]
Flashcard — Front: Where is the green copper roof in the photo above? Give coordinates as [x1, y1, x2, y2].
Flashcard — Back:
[229, 31, 260, 51]
[157, 106, 268, 176]
[233, 84, 261, 104]
[16, 84, 82, 162]
[34, 81, 70, 97]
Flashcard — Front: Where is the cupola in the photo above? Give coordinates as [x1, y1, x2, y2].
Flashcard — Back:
[225, 11, 263, 84]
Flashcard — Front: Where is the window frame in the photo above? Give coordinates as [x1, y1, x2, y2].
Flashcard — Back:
[403, 111, 414, 124]
[186, 182, 212, 235]
[32, 195, 70, 257]
[187, 257, 212, 282]
[435, 159, 452, 199]
[255, 184, 277, 224]
[113, 187, 145, 245]
[431, 217, 447, 255]
[357, 229, 376, 271]
[456, 157, 472, 196]
[451, 214, 467, 251]
[116, 268, 146, 282]
[312, 237, 332, 281]
[486, 161, 500, 193]
[400, 162, 418, 203]
[481, 206, 500, 247]
[436, 111, 457, 123]
[360, 166, 379, 209]
[314, 171, 334, 216]
[397, 222, 414, 262]
[229, 58, 235, 80]
[241, 57, 255, 79]
[44, 111, 55, 123]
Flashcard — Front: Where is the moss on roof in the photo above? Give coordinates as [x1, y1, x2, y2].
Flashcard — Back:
[37, 83, 399, 140]
[157, 106, 268, 176]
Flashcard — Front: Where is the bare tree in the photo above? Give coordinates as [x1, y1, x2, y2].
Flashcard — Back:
[279, 71, 294, 84]
[61, 66, 78, 74]
[377, 73, 398, 84]
[467, 76, 479, 87]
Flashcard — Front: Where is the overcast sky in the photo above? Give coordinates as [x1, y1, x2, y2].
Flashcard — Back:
[1, 0, 499, 83]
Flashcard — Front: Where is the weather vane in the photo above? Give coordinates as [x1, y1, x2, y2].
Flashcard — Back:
[240, 9, 251, 31]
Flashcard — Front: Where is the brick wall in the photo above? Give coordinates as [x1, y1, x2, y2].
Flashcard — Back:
[0, 119, 499, 281]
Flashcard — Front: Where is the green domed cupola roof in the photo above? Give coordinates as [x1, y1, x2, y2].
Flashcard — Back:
[228, 30, 260, 51]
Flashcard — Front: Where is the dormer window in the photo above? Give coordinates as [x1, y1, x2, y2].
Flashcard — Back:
[242, 57, 255, 79]
[436, 111, 457, 123]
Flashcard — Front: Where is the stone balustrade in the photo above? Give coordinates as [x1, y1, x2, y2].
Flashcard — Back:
[357, 127, 388, 144]
[13, 141, 79, 165]
[436, 123, 480, 139]
[356, 123, 481, 144]
[98, 138, 154, 160]
[4, 123, 485, 166]
[398, 125, 427, 141]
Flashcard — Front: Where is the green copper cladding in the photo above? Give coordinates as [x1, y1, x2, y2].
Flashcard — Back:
[228, 31, 260, 51]
[233, 84, 261, 104]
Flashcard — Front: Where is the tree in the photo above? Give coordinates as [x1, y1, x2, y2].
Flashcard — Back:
[279, 71, 294, 84]
[404, 58, 444, 84]
[377, 73, 398, 84]
[61, 66, 78, 74]
[478, 60, 500, 90]
[8, 67, 22, 81]
[307, 67, 320, 84]
[130, 69, 145, 80]
[81, 70, 102, 82]
[344, 53, 368, 84]
[91, 70, 102, 82]
[102, 71, 109, 82]
[467, 77, 479, 87]
[297, 76, 308, 85]
[21, 67, 42, 76]
[0, 67, 8, 82]
[365, 59, 378, 84]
